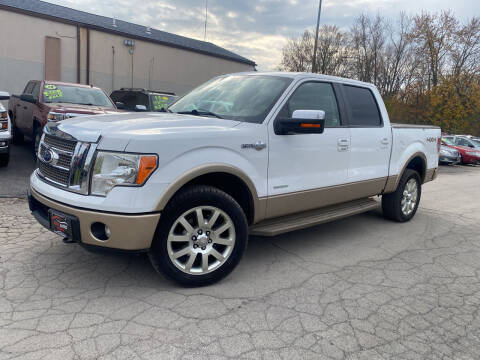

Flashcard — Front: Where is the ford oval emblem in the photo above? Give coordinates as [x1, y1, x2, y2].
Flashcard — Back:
[42, 149, 53, 163]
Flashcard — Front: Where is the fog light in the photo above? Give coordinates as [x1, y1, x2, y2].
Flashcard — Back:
[91, 222, 111, 241]
[105, 225, 111, 239]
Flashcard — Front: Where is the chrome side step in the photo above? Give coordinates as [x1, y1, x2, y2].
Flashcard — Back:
[249, 197, 379, 237]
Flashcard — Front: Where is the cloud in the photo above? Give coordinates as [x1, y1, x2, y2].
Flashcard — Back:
[46, 0, 478, 70]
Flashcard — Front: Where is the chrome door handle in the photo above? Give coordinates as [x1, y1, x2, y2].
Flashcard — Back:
[337, 139, 349, 151]
[254, 141, 267, 151]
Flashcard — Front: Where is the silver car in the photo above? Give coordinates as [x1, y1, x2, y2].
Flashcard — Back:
[439, 144, 461, 165]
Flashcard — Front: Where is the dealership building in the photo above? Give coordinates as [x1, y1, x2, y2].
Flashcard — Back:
[0, 0, 256, 97]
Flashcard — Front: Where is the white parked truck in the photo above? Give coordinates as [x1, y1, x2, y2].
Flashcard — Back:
[29, 72, 441, 286]
[0, 91, 11, 167]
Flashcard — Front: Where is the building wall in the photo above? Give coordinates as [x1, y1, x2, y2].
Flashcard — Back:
[89, 30, 253, 95]
[0, 8, 254, 99]
[0, 9, 77, 95]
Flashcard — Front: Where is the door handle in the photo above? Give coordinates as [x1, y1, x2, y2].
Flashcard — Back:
[23, 106, 27, 110]
[17, 104, 21, 107]
[337, 139, 350, 151]
[381, 138, 390, 145]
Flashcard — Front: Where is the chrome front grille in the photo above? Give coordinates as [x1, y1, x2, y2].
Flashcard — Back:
[38, 161, 70, 186]
[44, 134, 77, 152]
[37, 131, 97, 194]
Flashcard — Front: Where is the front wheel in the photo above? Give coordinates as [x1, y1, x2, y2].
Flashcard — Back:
[32, 125, 41, 158]
[149, 185, 248, 286]
[382, 169, 421, 222]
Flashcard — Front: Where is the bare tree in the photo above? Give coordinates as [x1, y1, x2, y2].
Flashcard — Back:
[410, 11, 457, 89]
[280, 30, 313, 72]
[314, 25, 349, 76]
[451, 17, 480, 77]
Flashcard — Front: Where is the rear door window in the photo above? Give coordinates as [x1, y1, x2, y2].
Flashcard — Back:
[343, 85, 382, 127]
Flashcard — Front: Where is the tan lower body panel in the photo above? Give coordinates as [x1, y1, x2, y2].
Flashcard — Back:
[251, 197, 379, 236]
[31, 187, 160, 250]
[265, 177, 387, 219]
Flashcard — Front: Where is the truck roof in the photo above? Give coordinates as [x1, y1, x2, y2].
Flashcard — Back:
[44, 81, 103, 90]
[229, 71, 376, 88]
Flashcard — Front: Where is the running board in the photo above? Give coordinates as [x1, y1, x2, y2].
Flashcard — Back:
[249, 197, 379, 237]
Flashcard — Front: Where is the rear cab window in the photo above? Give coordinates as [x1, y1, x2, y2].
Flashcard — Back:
[343, 85, 382, 127]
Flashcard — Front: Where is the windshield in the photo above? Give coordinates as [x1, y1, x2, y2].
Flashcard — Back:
[442, 138, 455, 145]
[169, 75, 293, 123]
[42, 84, 114, 108]
[151, 94, 179, 111]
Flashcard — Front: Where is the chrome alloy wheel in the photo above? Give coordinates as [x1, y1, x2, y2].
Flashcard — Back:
[401, 178, 419, 216]
[167, 206, 236, 275]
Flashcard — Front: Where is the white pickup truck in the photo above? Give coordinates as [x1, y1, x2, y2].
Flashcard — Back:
[29, 72, 441, 286]
[0, 91, 11, 167]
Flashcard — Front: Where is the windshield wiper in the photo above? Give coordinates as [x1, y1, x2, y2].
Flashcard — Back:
[175, 109, 223, 119]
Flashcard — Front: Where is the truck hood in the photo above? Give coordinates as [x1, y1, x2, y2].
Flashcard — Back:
[47, 103, 119, 116]
[56, 112, 241, 148]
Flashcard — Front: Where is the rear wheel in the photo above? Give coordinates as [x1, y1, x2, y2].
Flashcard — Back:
[149, 185, 248, 286]
[0, 150, 9, 167]
[382, 169, 421, 222]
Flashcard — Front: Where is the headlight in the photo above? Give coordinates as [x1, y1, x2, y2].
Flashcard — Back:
[0, 111, 7, 131]
[439, 149, 449, 155]
[91, 151, 158, 196]
[47, 112, 68, 122]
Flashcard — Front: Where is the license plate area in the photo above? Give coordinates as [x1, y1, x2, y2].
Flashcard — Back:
[49, 209, 74, 238]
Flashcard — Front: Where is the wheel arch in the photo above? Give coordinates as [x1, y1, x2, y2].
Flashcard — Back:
[155, 164, 266, 225]
[385, 152, 427, 193]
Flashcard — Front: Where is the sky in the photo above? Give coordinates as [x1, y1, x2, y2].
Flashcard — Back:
[46, 0, 478, 70]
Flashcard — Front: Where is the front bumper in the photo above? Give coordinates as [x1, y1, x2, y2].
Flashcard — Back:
[0, 137, 9, 153]
[439, 154, 461, 164]
[29, 187, 160, 251]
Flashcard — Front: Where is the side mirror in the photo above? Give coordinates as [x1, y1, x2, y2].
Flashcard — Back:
[0, 91, 10, 100]
[468, 144, 475, 148]
[20, 94, 37, 104]
[115, 101, 125, 109]
[275, 110, 326, 135]
[135, 105, 147, 112]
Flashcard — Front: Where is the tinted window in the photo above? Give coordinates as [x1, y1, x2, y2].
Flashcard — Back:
[111, 91, 149, 111]
[343, 85, 381, 126]
[31, 83, 40, 99]
[457, 138, 469, 146]
[280, 82, 340, 127]
[23, 82, 34, 94]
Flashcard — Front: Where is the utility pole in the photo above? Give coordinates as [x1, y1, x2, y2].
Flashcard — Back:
[204, 0, 208, 41]
[311, 0, 322, 73]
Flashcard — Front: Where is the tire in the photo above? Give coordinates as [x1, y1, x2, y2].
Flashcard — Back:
[10, 117, 24, 145]
[0, 151, 9, 167]
[32, 124, 41, 159]
[149, 185, 248, 286]
[382, 169, 421, 222]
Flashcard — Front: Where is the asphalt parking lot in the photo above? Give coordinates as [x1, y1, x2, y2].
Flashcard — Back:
[1, 144, 480, 359]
